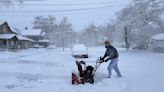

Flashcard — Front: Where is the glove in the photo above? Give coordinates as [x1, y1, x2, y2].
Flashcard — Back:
[100, 57, 104, 61]
[98, 57, 103, 63]
[104, 59, 109, 62]
[99, 60, 104, 63]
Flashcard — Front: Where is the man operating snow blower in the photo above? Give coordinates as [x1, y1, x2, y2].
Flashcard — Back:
[100, 40, 122, 78]
[71, 40, 122, 85]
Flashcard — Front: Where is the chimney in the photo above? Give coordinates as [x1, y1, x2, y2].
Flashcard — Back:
[25, 27, 28, 30]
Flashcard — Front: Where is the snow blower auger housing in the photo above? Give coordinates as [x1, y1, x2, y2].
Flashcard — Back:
[72, 58, 102, 85]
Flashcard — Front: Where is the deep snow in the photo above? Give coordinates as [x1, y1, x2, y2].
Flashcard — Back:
[0, 47, 164, 92]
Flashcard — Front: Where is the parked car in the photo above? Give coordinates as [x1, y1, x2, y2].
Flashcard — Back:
[47, 45, 57, 49]
[71, 44, 88, 58]
[33, 44, 43, 48]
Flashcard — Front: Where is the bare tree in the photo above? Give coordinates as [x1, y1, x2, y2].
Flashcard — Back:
[32, 15, 57, 33]
[78, 23, 115, 47]
[44, 17, 76, 49]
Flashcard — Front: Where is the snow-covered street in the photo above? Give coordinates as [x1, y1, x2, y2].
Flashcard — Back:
[0, 47, 164, 92]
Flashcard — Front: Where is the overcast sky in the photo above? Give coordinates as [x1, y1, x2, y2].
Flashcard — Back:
[0, 0, 131, 31]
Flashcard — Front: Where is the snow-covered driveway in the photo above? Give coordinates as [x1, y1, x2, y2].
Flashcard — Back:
[0, 47, 164, 92]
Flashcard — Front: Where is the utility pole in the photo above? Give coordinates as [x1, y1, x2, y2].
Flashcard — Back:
[62, 24, 65, 51]
[125, 26, 130, 50]
[62, 32, 64, 51]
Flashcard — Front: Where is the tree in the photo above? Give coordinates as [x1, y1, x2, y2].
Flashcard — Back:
[47, 17, 76, 49]
[77, 22, 115, 47]
[32, 15, 57, 33]
[0, 0, 13, 8]
[103, 23, 115, 43]
[79, 23, 99, 46]
[58, 17, 75, 49]
[113, 0, 164, 49]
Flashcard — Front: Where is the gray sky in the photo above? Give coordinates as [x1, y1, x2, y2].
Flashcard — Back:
[0, 0, 130, 31]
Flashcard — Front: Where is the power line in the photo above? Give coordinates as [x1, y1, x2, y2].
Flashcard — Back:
[10, 2, 123, 6]
[0, 4, 124, 13]
[0, 5, 118, 17]
[0, 0, 46, 2]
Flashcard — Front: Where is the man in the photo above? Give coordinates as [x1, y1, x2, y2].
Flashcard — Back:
[101, 40, 122, 78]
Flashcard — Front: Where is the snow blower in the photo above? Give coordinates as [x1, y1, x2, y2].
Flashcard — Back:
[71, 57, 103, 85]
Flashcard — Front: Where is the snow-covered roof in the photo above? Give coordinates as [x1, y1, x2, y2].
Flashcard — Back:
[41, 31, 46, 36]
[21, 29, 42, 36]
[0, 21, 19, 34]
[152, 33, 164, 40]
[0, 20, 5, 25]
[16, 35, 34, 42]
[10, 26, 19, 34]
[161, 13, 164, 20]
[0, 34, 15, 39]
[0, 34, 34, 41]
[38, 39, 49, 42]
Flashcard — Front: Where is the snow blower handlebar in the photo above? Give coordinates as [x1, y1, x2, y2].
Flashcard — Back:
[92, 57, 103, 75]
[96, 57, 104, 63]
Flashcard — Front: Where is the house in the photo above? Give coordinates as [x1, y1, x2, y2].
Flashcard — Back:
[38, 39, 49, 47]
[0, 21, 17, 34]
[0, 21, 33, 50]
[21, 29, 49, 47]
[149, 33, 164, 52]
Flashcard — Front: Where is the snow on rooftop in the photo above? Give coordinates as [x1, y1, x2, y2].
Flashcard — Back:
[21, 29, 42, 36]
[16, 35, 34, 42]
[0, 34, 34, 41]
[10, 26, 19, 34]
[0, 21, 19, 34]
[0, 34, 15, 39]
[41, 31, 46, 36]
[38, 39, 49, 42]
[0, 20, 5, 25]
[161, 12, 164, 20]
[152, 33, 164, 40]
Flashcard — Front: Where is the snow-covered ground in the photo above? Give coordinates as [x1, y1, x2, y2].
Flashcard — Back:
[0, 47, 164, 92]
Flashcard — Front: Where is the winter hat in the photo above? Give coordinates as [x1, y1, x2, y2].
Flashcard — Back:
[104, 40, 110, 45]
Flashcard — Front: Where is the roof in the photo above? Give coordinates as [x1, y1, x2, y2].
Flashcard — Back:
[0, 34, 15, 39]
[16, 35, 34, 42]
[21, 29, 43, 36]
[0, 21, 18, 34]
[152, 33, 164, 40]
[0, 34, 34, 41]
[10, 26, 19, 34]
[38, 39, 49, 42]
[0, 20, 5, 25]
[41, 31, 46, 36]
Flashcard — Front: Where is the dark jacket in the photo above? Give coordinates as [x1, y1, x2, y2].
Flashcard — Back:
[102, 45, 119, 60]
